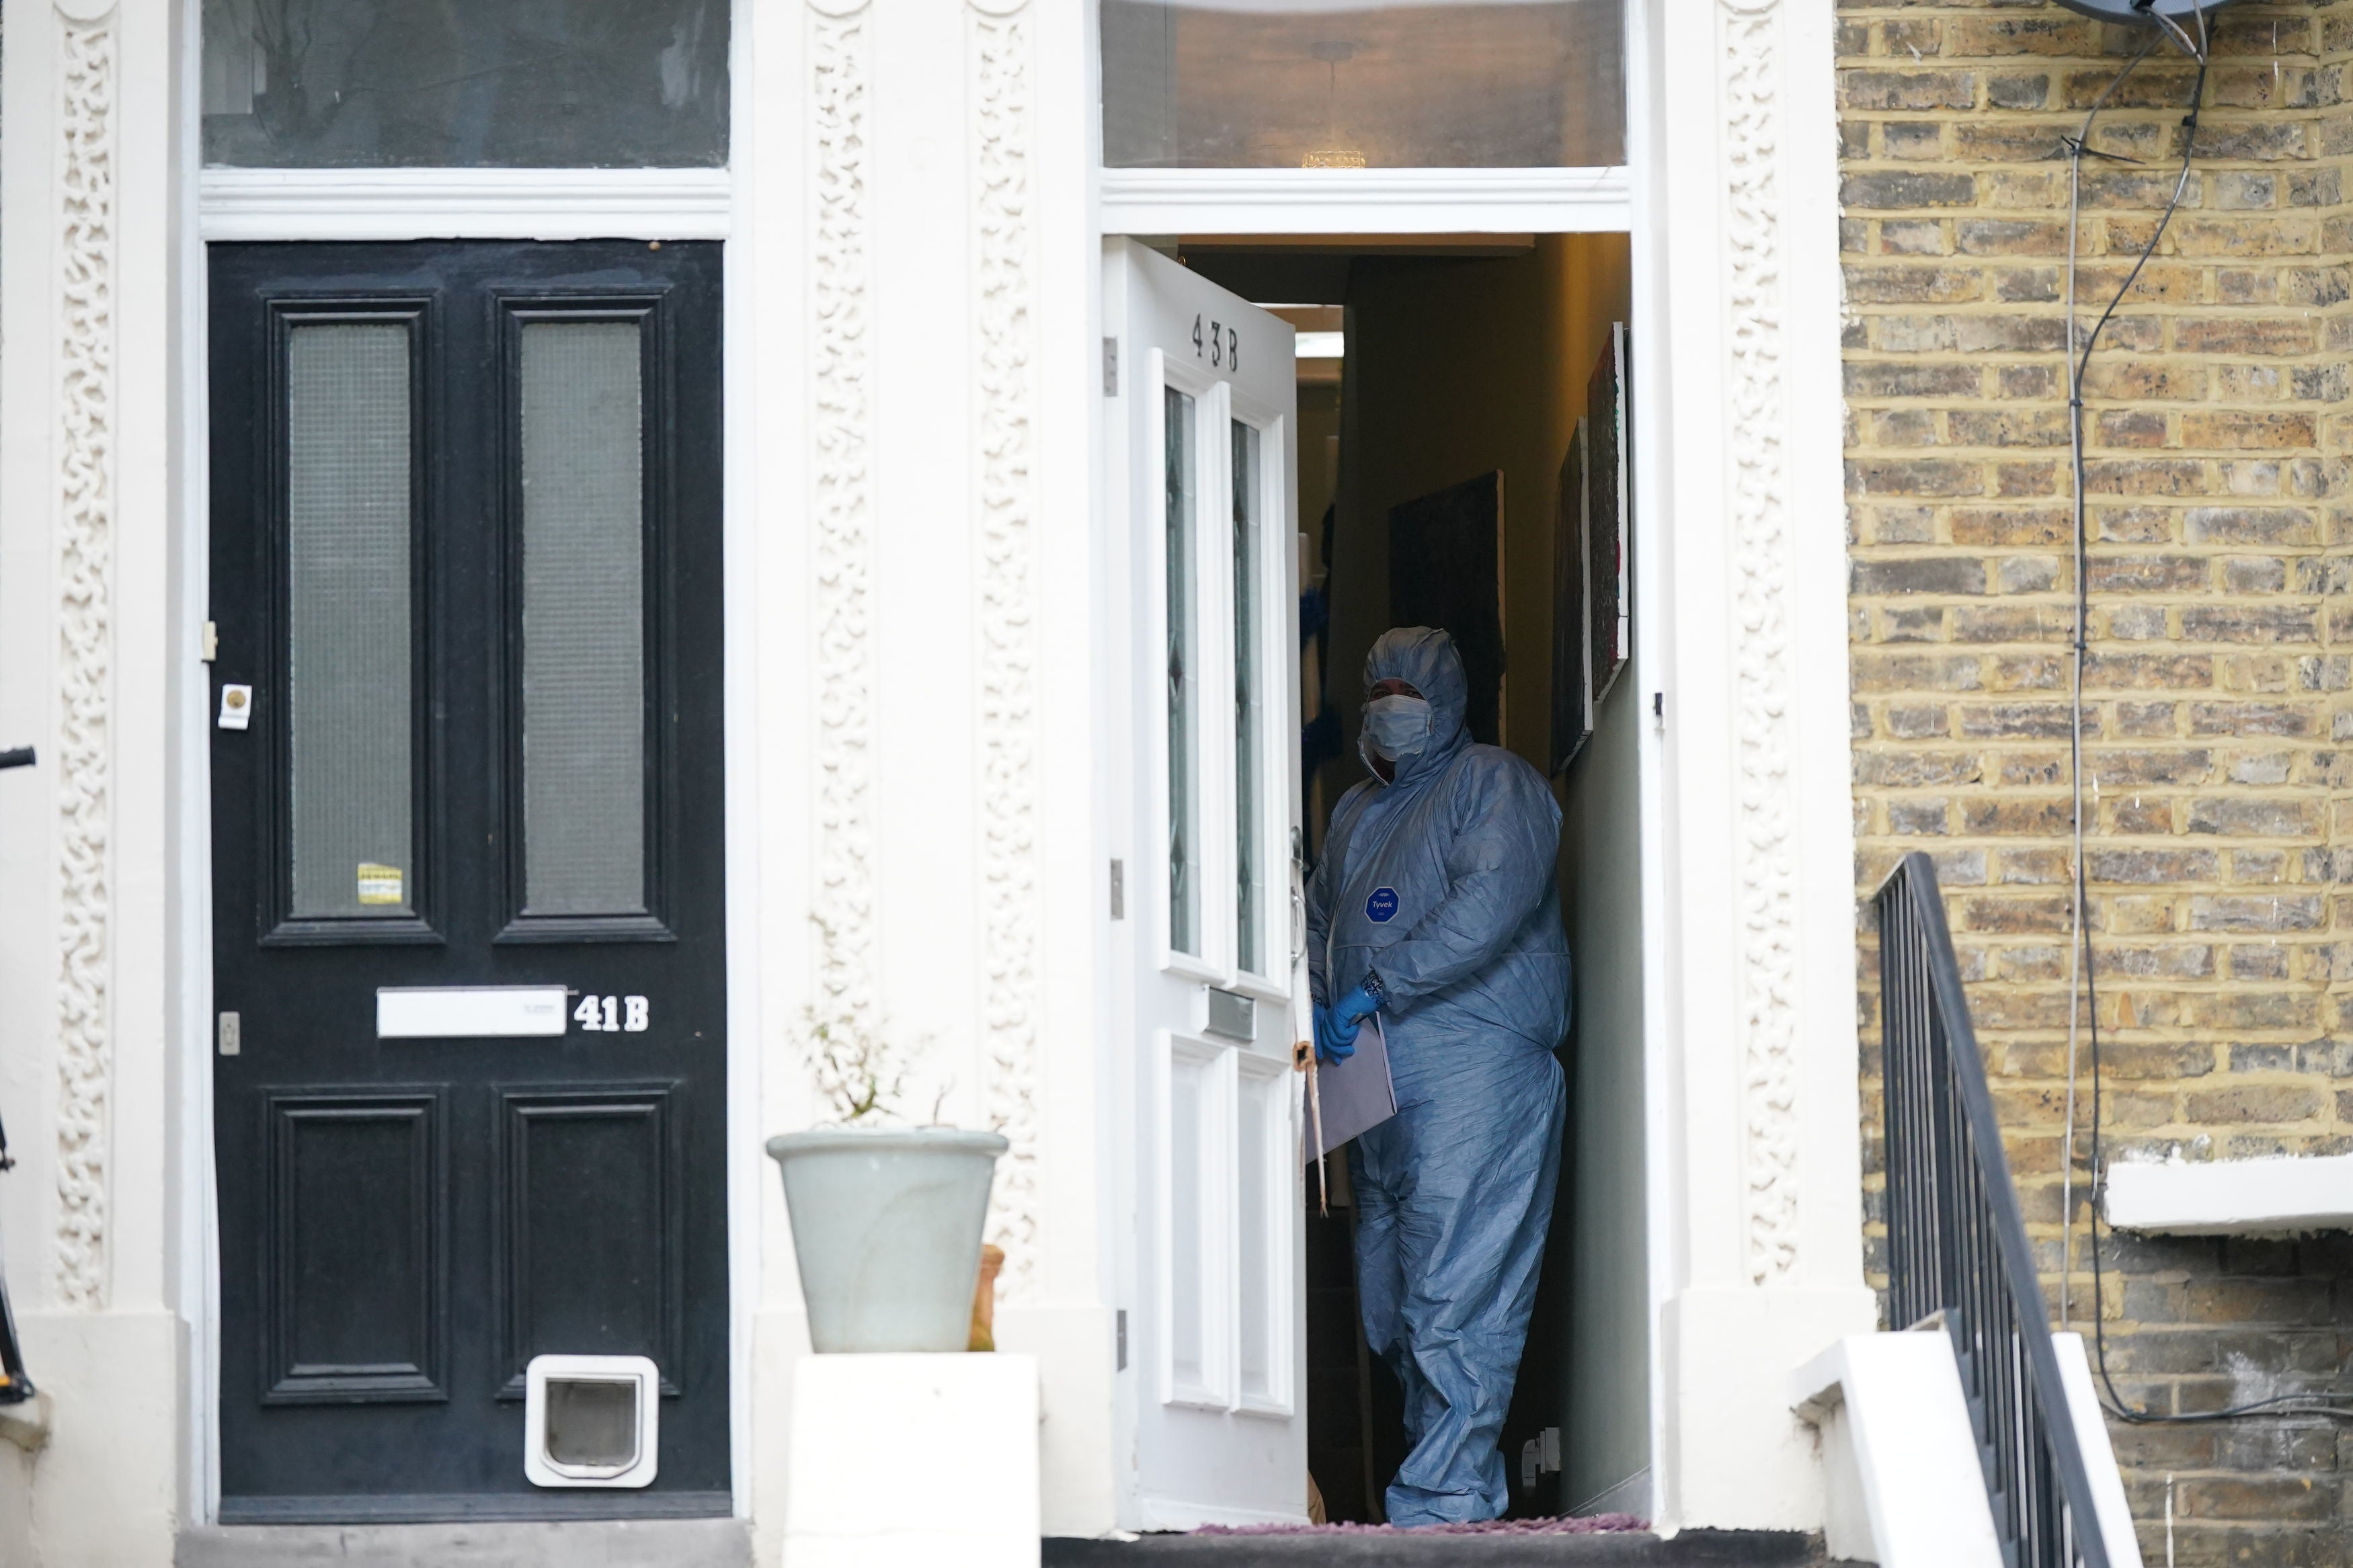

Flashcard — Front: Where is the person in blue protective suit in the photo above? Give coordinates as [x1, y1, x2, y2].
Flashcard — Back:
[1308, 626, 1571, 1526]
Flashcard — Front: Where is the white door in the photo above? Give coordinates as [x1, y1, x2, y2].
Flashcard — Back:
[1103, 239, 1306, 1528]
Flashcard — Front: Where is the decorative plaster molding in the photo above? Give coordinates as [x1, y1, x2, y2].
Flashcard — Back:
[1722, 0, 1802, 1286]
[810, 3, 878, 1043]
[54, 6, 118, 1311]
[196, 168, 733, 242]
[971, 0, 1042, 1294]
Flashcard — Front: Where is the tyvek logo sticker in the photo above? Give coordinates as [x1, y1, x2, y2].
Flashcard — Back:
[1365, 887, 1400, 923]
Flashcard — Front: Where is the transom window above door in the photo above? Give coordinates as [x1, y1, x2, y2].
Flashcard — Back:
[200, 0, 729, 167]
[1100, 0, 1624, 169]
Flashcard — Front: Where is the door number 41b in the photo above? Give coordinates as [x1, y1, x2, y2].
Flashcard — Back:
[576, 995, 650, 1033]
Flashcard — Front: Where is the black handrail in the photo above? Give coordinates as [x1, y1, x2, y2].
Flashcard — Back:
[0, 749, 34, 1402]
[1876, 852, 2108, 1568]
[0, 1110, 29, 1405]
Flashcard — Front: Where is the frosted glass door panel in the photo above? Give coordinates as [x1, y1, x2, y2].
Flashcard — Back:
[1101, 0, 1624, 169]
[1166, 387, 1203, 956]
[520, 321, 648, 918]
[1232, 419, 1267, 978]
[202, 0, 728, 167]
[287, 322, 415, 919]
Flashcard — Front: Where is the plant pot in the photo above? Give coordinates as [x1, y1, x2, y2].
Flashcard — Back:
[765, 1126, 1010, 1353]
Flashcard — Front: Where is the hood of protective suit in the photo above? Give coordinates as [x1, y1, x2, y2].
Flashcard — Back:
[1361, 627, 1470, 786]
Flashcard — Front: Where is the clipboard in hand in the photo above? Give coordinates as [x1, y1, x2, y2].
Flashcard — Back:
[1306, 1014, 1398, 1161]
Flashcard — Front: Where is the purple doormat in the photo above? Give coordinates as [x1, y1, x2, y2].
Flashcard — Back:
[1195, 1517, 1650, 1538]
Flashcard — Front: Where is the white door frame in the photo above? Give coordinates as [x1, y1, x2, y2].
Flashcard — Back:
[0, 0, 1864, 1544]
[158, 0, 762, 1528]
[1084, 0, 1870, 1530]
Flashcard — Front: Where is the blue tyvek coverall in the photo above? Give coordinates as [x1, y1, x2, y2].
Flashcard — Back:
[1308, 626, 1570, 1525]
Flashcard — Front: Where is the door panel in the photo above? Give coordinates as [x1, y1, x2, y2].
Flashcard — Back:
[1106, 239, 1305, 1527]
[496, 1087, 682, 1398]
[262, 1092, 444, 1403]
[210, 241, 726, 1521]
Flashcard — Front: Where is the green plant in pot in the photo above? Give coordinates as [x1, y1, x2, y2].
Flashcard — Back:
[766, 947, 1007, 1354]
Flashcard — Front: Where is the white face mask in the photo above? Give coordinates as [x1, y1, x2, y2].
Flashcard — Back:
[1362, 694, 1433, 761]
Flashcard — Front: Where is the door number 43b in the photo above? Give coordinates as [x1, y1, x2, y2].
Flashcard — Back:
[1191, 313, 1239, 371]
[575, 994, 650, 1033]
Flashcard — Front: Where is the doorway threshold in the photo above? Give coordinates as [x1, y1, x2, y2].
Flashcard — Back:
[1045, 1529, 1821, 1567]
[213, 1490, 733, 1524]
[177, 1517, 750, 1568]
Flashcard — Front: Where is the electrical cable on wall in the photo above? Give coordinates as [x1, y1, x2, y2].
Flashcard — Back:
[2053, 0, 2353, 1423]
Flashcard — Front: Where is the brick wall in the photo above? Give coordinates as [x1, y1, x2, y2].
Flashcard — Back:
[1839, 3, 2353, 1557]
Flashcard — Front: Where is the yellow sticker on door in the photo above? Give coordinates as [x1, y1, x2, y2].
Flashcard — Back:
[356, 864, 405, 906]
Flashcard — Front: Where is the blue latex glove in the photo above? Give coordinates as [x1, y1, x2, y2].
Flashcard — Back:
[1313, 1003, 1353, 1064]
[1316, 984, 1382, 1064]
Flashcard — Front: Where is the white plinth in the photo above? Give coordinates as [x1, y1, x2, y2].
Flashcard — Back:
[2105, 1153, 2353, 1235]
[784, 1353, 1040, 1568]
[1790, 1333, 2142, 1568]
[1792, 1334, 2001, 1567]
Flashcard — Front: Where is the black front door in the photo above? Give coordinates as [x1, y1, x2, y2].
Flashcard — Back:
[208, 241, 727, 1521]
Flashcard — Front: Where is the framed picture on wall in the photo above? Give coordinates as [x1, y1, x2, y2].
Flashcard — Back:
[1548, 422, 1590, 775]
[1550, 323, 1631, 776]
[1587, 323, 1630, 707]
[1388, 470, 1506, 748]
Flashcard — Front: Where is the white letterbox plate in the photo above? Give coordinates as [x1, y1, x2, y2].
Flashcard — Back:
[377, 985, 569, 1040]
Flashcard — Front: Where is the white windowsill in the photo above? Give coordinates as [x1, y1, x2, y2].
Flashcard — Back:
[2104, 1153, 2353, 1235]
[1096, 165, 1632, 235]
[197, 167, 733, 242]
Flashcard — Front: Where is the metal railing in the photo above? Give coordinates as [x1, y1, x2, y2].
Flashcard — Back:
[0, 743, 34, 1405]
[1876, 851, 2108, 1568]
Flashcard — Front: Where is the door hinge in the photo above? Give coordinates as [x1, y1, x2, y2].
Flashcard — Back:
[1109, 858, 1125, 921]
[1102, 337, 1119, 397]
[1116, 1309, 1128, 1371]
[201, 620, 218, 663]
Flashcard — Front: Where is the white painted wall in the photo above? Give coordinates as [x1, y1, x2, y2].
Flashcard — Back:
[1, 0, 192, 1559]
[1632, 0, 1878, 1528]
[0, 0, 1866, 1546]
[747, 0, 1125, 1550]
[1562, 651, 1648, 1513]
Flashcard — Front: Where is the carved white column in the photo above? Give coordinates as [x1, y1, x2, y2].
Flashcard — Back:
[1721, 0, 1802, 1288]
[52, 0, 118, 1313]
[969, 0, 1042, 1294]
[808, 0, 878, 1042]
[1648, 0, 1870, 1526]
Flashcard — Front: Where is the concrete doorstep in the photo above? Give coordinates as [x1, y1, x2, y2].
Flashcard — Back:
[174, 1518, 754, 1568]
